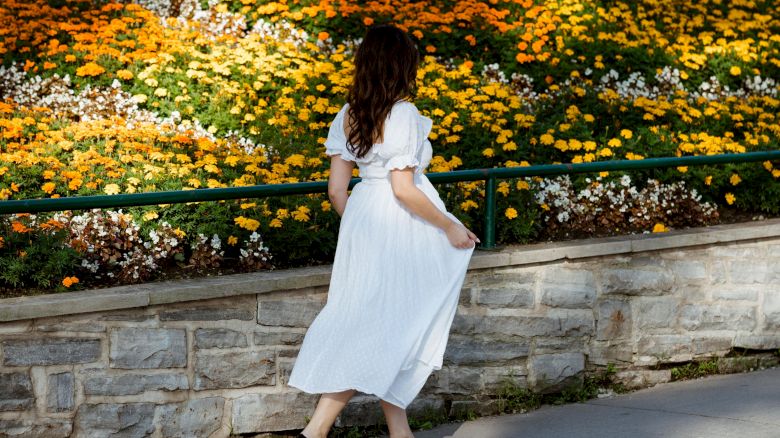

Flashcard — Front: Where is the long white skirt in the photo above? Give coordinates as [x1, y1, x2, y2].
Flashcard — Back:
[287, 173, 475, 409]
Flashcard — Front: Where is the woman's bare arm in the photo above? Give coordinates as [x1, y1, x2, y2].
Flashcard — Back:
[327, 155, 356, 216]
[389, 167, 479, 249]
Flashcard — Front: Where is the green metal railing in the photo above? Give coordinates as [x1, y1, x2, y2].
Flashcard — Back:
[2, 150, 780, 249]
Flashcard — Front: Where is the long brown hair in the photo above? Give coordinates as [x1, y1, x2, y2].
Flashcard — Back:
[345, 24, 420, 158]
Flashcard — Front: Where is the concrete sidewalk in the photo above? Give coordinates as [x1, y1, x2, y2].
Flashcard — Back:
[414, 367, 780, 438]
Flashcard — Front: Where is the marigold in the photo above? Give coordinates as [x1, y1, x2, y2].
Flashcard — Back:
[505, 207, 518, 220]
[76, 62, 105, 77]
[725, 192, 736, 205]
[729, 173, 741, 185]
[41, 182, 56, 194]
[652, 223, 668, 233]
[103, 184, 121, 195]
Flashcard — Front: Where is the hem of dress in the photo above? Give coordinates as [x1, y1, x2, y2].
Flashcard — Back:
[287, 381, 409, 409]
[287, 358, 442, 410]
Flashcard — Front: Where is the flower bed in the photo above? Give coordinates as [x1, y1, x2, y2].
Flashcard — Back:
[1, 0, 779, 294]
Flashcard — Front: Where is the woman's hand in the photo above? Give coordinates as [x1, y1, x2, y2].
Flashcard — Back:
[445, 221, 480, 249]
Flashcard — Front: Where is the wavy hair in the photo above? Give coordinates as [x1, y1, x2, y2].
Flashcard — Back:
[345, 24, 420, 159]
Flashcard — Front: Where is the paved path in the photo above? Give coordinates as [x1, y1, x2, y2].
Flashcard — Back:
[413, 367, 780, 438]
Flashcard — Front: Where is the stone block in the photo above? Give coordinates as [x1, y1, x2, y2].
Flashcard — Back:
[540, 268, 596, 308]
[613, 370, 671, 389]
[443, 337, 529, 365]
[533, 337, 588, 354]
[46, 372, 74, 412]
[763, 291, 780, 330]
[74, 403, 155, 437]
[634, 297, 680, 330]
[692, 337, 734, 356]
[528, 352, 584, 392]
[84, 373, 188, 396]
[333, 395, 384, 427]
[450, 314, 558, 338]
[231, 392, 319, 433]
[257, 297, 325, 327]
[735, 334, 780, 350]
[443, 366, 484, 394]
[252, 328, 305, 346]
[710, 285, 759, 301]
[0, 419, 72, 437]
[708, 259, 729, 284]
[476, 287, 534, 308]
[2, 337, 101, 366]
[554, 309, 595, 337]
[596, 300, 631, 340]
[668, 260, 707, 282]
[194, 328, 248, 349]
[0, 372, 34, 411]
[35, 321, 106, 332]
[193, 349, 274, 390]
[600, 268, 673, 296]
[109, 328, 187, 369]
[637, 335, 692, 365]
[159, 305, 253, 321]
[482, 365, 528, 393]
[588, 341, 634, 365]
[407, 396, 446, 419]
[679, 304, 756, 331]
[157, 397, 225, 437]
[729, 260, 770, 284]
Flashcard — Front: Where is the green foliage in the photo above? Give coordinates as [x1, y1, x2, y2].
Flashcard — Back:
[0, 223, 80, 290]
[670, 359, 720, 381]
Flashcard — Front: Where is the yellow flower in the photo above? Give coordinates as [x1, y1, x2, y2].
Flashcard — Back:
[652, 223, 668, 233]
[704, 175, 712, 185]
[269, 218, 283, 228]
[460, 200, 479, 211]
[76, 62, 105, 77]
[62, 276, 79, 287]
[143, 211, 159, 221]
[516, 180, 530, 190]
[234, 216, 260, 231]
[292, 206, 311, 222]
[103, 184, 120, 195]
[497, 181, 510, 196]
[482, 148, 494, 158]
[620, 129, 633, 139]
[539, 133, 555, 145]
[725, 192, 736, 205]
[608, 138, 622, 147]
[116, 69, 134, 80]
[41, 182, 56, 194]
[321, 200, 331, 212]
[505, 207, 518, 220]
[276, 208, 289, 219]
[729, 173, 741, 185]
[729, 66, 741, 76]
[228, 235, 238, 245]
[677, 166, 688, 173]
[240, 202, 257, 209]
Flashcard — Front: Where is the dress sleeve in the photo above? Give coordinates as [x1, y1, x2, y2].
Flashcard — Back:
[324, 104, 356, 161]
[377, 102, 423, 171]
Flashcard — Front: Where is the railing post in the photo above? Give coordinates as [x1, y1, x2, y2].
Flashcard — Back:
[480, 175, 497, 250]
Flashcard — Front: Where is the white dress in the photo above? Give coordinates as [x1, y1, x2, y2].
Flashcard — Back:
[287, 100, 475, 409]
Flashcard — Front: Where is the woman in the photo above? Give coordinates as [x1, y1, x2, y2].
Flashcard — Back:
[287, 24, 478, 438]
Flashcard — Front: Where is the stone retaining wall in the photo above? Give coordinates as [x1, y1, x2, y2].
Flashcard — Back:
[1, 219, 780, 436]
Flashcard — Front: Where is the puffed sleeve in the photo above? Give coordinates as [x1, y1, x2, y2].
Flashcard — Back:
[324, 104, 356, 161]
[377, 102, 425, 171]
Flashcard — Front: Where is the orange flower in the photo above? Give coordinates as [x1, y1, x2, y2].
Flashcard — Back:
[317, 31, 329, 41]
[11, 221, 31, 233]
[62, 276, 79, 287]
[76, 62, 105, 77]
[363, 17, 374, 26]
